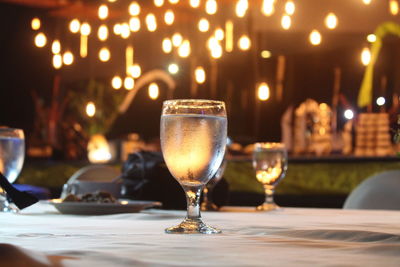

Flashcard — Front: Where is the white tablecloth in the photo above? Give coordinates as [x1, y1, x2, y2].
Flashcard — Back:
[1, 203, 400, 266]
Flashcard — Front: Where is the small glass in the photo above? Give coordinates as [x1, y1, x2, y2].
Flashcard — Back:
[252, 142, 287, 211]
[160, 99, 227, 234]
[0, 128, 25, 212]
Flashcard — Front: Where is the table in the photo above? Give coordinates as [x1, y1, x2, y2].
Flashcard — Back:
[1, 203, 400, 266]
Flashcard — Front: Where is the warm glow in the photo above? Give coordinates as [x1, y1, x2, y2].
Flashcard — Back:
[309, 30, 322, 46]
[205, 0, 217, 15]
[34, 32, 47, 48]
[168, 63, 179, 74]
[154, 0, 164, 7]
[69, 19, 80, 33]
[344, 109, 354, 120]
[124, 77, 135, 90]
[325, 13, 338, 29]
[126, 46, 134, 75]
[362, 0, 372, 5]
[169, 0, 179, 4]
[208, 36, 218, 50]
[262, 0, 275, 16]
[63, 51, 74, 65]
[164, 10, 175, 25]
[178, 40, 191, 58]
[51, 40, 61, 54]
[225, 20, 233, 52]
[80, 22, 91, 36]
[112, 76, 122, 89]
[238, 35, 251, 50]
[86, 102, 96, 117]
[390, 0, 399, 15]
[367, 34, 376, 43]
[236, 0, 248, 18]
[80, 35, 88, 58]
[148, 83, 159, 100]
[285, 1, 295, 15]
[98, 4, 109, 20]
[361, 47, 371, 66]
[258, 82, 270, 101]
[146, 13, 157, 32]
[98, 25, 109, 41]
[87, 134, 111, 163]
[215, 28, 224, 40]
[162, 38, 173, 53]
[190, 0, 200, 8]
[172, 33, 183, 47]
[99, 47, 111, 62]
[121, 23, 131, 39]
[195, 66, 206, 84]
[52, 54, 62, 69]
[198, 18, 210, 32]
[114, 23, 122, 35]
[211, 43, 223, 59]
[129, 2, 141, 16]
[129, 64, 141, 78]
[129, 17, 141, 32]
[31, 17, 41, 30]
[376, 96, 386, 106]
[281, 15, 291, 30]
[261, 50, 272, 58]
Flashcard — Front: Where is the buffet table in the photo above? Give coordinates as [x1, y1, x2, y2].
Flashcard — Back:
[1, 203, 400, 266]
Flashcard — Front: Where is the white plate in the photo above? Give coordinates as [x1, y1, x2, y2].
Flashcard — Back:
[43, 199, 162, 215]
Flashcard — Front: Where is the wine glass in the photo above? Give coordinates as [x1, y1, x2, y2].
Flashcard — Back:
[160, 99, 227, 234]
[252, 142, 287, 211]
[201, 157, 227, 211]
[0, 128, 25, 212]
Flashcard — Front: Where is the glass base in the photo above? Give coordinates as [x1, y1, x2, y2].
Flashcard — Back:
[256, 202, 280, 211]
[165, 218, 221, 234]
[0, 193, 19, 213]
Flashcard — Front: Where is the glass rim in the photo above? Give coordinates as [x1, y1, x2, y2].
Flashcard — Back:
[0, 127, 23, 132]
[163, 99, 225, 106]
[254, 142, 286, 149]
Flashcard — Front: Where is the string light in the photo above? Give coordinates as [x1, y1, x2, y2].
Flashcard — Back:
[69, 19, 80, 33]
[205, 0, 217, 15]
[257, 82, 270, 101]
[31, 17, 41, 30]
[80, 22, 91, 36]
[225, 20, 234, 52]
[63, 51, 74, 65]
[164, 10, 175, 25]
[146, 13, 157, 32]
[111, 76, 122, 89]
[325, 13, 338, 29]
[99, 47, 111, 62]
[114, 24, 122, 35]
[98, 4, 109, 20]
[281, 15, 291, 30]
[344, 109, 354, 120]
[390, 0, 399, 15]
[238, 35, 251, 50]
[361, 47, 371, 66]
[190, 0, 200, 8]
[262, 0, 275, 16]
[285, 1, 295, 15]
[309, 30, 322, 46]
[129, 17, 141, 32]
[169, 0, 179, 4]
[172, 33, 183, 47]
[261, 50, 272, 58]
[34, 32, 47, 47]
[80, 35, 88, 58]
[86, 102, 96, 117]
[376, 96, 386, 106]
[148, 83, 159, 100]
[162, 38, 173, 53]
[129, 2, 141, 16]
[211, 43, 223, 59]
[362, 0, 372, 5]
[98, 25, 109, 41]
[195, 66, 206, 84]
[215, 28, 224, 41]
[154, 0, 164, 7]
[178, 40, 191, 58]
[129, 64, 141, 78]
[236, 0, 248, 18]
[124, 77, 135, 90]
[121, 23, 131, 38]
[367, 34, 376, 43]
[198, 18, 210, 32]
[168, 63, 179, 74]
[52, 54, 62, 69]
[51, 40, 61, 54]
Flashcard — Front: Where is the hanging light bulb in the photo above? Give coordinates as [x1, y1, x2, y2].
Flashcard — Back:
[195, 66, 206, 84]
[148, 83, 159, 100]
[215, 28, 224, 40]
[261, 50, 272, 58]
[31, 17, 41, 30]
[80, 35, 88, 58]
[285, 1, 295, 15]
[361, 47, 371, 66]
[225, 20, 234, 52]
[129, 2, 141, 16]
[258, 82, 270, 101]
[207, 36, 219, 50]
[169, 0, 179, 4]
[69, 19, 80, 33]
[129, 64, 141, 78]
[63, 51, 74, 65]
[162, 38, 173, 53]
[236, 0, 248, 18]
[325, 13, 338, 29]
[172, 33, 183, 47]
[98, 4, 109, 20]
[51, 40, 61, 54]
[211, 43, 223, 59]
[390, 0, 399, 15]
[205, 0, 217, 15]
[281, 15, 291, 30]
[146, 13, 157, 32]
[98, 25, 109, 41]
[168, 63, 179, 74]
[111, 76, 122, 89]
[34, 32, 47, 47]
[99, 47, 111, 62]
[238, 35, 251, 50]
[121, 23, 131, 38]
[124, 77, 135, 90]
[129, 17, 141, 32]
[190, 0, 200, 8]
[198, 18, 210, 32]
[309, 30, 321, 46]
[362, 0, 372, 5]
[86, 102, 96, 117]
[262, 0, 275, 16]
[178, 40, 191, 58]
[367, 34, 376, 43]
[154, 0, 164, 7]
[113, 24, 122, 35]
[52, 54, 62, 69]
[80, 22, 91, 36]
[164, 10, 175, 25]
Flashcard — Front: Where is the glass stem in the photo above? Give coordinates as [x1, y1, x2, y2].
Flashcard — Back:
[184, 185, 202, 220]
[264, 185, 275, 205]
